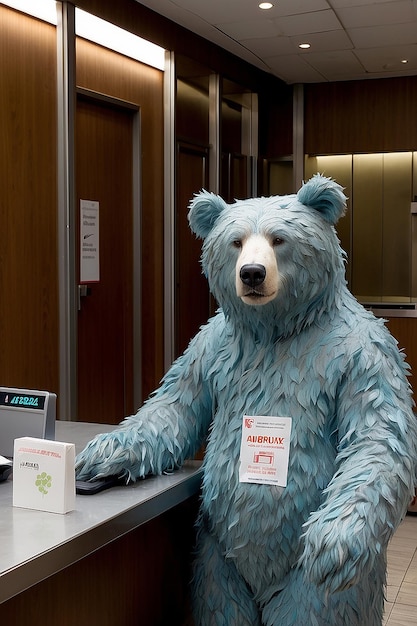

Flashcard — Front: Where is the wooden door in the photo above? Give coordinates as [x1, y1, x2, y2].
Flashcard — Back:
[76, 96, 135, 424]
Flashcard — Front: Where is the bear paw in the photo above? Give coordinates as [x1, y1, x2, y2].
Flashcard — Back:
[75, 431, 134, 481]
[299, 517, 377, 594]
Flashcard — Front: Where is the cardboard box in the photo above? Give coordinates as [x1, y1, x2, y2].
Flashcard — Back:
[13, 437, 75, 514]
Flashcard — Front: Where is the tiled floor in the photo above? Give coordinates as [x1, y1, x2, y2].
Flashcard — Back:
[384, 514, 417, 625]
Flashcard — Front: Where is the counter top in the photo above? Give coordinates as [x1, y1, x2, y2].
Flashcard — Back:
[0, 422, 203, 604]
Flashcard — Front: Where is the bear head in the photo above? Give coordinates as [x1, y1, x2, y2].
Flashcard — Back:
[188, 174, 347, 337]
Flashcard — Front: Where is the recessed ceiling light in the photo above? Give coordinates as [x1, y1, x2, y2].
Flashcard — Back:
[299, 43, 311, 49]
[259, 2, 273, 9]
[401, 59, 409, 64]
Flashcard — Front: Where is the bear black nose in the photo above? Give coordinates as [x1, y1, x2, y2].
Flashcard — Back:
[240, 264, 266, 288]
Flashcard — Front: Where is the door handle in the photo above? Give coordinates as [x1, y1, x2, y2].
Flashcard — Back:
[78, 284, 92, 311]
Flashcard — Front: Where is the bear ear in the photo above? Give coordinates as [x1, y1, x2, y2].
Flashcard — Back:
[188, 190, 228, 239]
[297, 174, 347, 225]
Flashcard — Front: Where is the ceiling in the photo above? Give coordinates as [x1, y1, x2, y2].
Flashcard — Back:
[135, 0, 417, 84]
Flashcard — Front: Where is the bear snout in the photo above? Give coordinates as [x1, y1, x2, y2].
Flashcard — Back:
[235, 234, 280, 305]
[240, 263, 266, 288]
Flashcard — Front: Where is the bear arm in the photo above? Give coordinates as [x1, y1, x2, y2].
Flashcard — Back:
[298, 342, 417, 593]
[75, 318, 220, 482]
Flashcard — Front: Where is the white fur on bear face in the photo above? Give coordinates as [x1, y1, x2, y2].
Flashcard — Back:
[235, 234, 280, 305]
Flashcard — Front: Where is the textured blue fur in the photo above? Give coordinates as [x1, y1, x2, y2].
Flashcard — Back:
[76, 174, 417, 625]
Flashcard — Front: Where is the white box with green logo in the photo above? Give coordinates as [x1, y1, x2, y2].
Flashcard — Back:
[13, 437, 75, 514]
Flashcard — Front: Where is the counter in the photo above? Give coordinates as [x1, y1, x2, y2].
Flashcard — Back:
[0, 422, 203, 619]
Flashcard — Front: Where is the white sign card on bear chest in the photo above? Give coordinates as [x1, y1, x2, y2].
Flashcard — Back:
[239, 415, 292, 487]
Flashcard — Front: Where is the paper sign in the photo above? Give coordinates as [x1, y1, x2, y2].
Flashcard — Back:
[239, 415, 292, 487]
[80, 199, 99, 283]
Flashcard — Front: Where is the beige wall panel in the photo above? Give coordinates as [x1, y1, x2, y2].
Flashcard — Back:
[0, 8, 58, 395]
[352, 154, 383, 300]
[382, 152, 412, 299]
[305, 155, 353, 286]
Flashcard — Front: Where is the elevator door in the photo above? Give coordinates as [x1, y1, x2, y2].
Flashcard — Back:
[76, 96, 135, 424]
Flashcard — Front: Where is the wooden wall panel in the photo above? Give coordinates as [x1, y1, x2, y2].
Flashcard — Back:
[76, 39, 165, 400]
[0, 8, 59, 395]
[305, 77, 417, 155]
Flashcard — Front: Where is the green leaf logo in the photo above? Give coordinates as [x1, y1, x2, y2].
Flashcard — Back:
[35, 472, 52, 495]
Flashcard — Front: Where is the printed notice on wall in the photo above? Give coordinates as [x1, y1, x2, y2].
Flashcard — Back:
[239, 415, 292, 487]
[80, 200, 99, 283]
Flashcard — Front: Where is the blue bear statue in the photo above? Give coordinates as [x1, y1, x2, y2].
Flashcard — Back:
[76, 174, 417, 625]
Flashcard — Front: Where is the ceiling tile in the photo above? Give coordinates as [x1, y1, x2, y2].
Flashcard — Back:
[240, 36, 298, 57]
[329, 0, 401, 7]
[176, 0, 330, 22]
[349, 22, 417, 48]
[273, 9, 343, 37]
[305, 49, 365, 79]
[336, 0, 416, 28]
[216, 19, 280, 40]
[354, 44, 417, 72]
[170, 0, 264, 23]
[260, 0, 330, 17]
[135, 0, 417, 83]
[290, 29, 352, 52]
[266, 53, 327, 83]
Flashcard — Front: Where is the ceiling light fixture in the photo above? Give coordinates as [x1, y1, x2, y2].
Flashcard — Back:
[1, 2, 166, 70]
[76, 9, 165, 70]
[299, 43, 311, 49]
[2, 0, 56, 24]
[401, 59, 408, 64]
[259, 2, 273, 9]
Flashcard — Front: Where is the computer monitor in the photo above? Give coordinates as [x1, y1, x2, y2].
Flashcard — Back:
[0, 387, 56, 458]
